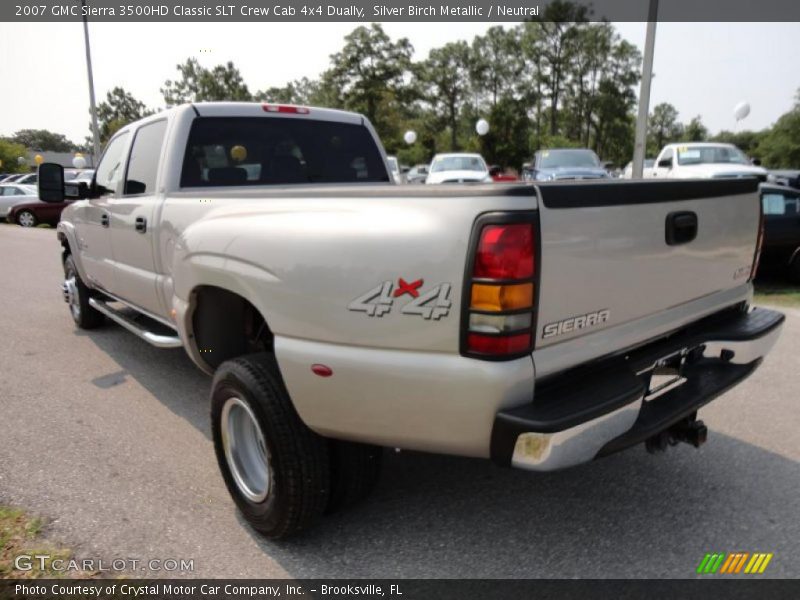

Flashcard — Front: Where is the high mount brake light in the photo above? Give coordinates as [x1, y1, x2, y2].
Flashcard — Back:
[462, 216, 538, 360]
[262, 104, 310, 114]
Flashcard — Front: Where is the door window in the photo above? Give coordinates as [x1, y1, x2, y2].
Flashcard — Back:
[94, 132, 130, 195]
[124, 120, 167, 195]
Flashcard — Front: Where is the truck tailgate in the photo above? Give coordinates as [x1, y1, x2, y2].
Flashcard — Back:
[534, 179, 761, 351]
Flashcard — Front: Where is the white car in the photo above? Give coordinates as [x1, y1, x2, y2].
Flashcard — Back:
[425, 153, 491, 184]
[649, 143, 767, 180]
[0, 184, 38, 219]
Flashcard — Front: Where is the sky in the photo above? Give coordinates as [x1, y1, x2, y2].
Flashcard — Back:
[0, 21, 798, 145]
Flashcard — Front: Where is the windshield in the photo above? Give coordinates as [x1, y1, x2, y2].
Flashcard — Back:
[676, 145, 749, 166]
[430, 156, 487, 173]
[538, 149, 601, 169]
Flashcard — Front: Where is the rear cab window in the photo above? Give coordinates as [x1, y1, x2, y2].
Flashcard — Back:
[180, 117, 390, 187]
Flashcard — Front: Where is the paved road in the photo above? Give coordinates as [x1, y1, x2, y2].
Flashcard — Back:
[1, 225, 798, 579]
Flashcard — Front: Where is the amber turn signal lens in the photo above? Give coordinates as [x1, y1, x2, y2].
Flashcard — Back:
[470, 283, 533, 312]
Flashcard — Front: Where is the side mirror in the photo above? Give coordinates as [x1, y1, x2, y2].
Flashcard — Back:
[38, 163, 65, 203]
[657, 157, 673, 169]
[752, 158, 762, 166]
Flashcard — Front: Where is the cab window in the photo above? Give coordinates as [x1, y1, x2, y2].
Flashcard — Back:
[95, 133, 130, 195]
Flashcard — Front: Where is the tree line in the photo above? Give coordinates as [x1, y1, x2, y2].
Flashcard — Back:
[2, 12, 800, 173]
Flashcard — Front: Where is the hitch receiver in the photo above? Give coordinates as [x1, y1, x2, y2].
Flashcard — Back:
[645, 414, 708, 454]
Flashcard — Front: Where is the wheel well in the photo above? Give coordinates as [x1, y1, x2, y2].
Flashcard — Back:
[191, 286, 273, 370]
[58, 232, 71, 261]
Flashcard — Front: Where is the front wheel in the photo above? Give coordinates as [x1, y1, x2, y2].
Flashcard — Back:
[211, 353, 330, 539]
[16, 210, 37, 227]
[63, 255, 104, 329]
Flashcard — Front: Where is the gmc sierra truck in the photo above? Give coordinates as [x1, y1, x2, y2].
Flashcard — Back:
[38, 102, 784, 538]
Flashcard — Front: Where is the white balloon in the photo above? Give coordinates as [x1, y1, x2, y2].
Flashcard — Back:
[733, 102, 750, 122]
[403, 130, 417, 145]
[73, 156, 87, 169]
[476, 119, 490, 136]
[17, 156, 25, 165]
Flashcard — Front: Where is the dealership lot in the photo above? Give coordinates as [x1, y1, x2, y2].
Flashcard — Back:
[0, 225, 798, 578]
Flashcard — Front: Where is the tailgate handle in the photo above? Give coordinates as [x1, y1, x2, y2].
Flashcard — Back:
[665, 211, 698, 246]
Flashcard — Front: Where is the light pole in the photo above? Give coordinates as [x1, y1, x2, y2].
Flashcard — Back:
[81, 0, 101, 162]
[632, 0, 658, 179]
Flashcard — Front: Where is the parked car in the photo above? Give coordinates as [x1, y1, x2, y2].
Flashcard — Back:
[621, 159, 655, 179]
[425, 153, 491, 183]
[0, 174, 24, 184]
[7, 195, 74, 227]
[767, 170, 800, 189]
[488, 165, 519, 182]
[758, 183, 800, 281]
[524, 148, 610, 181]
[15, 172, 38, 185]
[39, 102, 782, 540]
[648, 143, 768, 181]
[387, 155, 402, 184]
[0, 184, 38, 219]
[405, 164, 429, 184]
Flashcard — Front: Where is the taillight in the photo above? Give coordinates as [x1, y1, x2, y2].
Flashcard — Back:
[749, 197, 765, 281]
[262, 104, 310, 114]
[461, 214, 538, 360]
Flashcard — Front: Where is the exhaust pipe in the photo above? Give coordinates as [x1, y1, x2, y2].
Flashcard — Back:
[646, 414, 708, 454]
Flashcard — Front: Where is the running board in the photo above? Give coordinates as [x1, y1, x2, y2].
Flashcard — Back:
[88, 297, 183, 349]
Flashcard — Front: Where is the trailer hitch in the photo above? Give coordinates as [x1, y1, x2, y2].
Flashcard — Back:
[645, 413, 708, 454]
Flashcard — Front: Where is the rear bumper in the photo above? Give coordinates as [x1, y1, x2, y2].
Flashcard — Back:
[491, 306, 784, 471]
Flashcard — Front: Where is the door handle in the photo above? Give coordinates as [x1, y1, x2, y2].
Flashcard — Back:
[665, 211, 698, 246]
[100, 213, 109, 228]
[135, 216, 147, 233]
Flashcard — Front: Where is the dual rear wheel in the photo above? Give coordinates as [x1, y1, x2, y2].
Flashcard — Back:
[211, 353, 382, 538]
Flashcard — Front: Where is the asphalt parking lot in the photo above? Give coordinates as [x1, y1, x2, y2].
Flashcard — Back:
[0, 224, 798, 579]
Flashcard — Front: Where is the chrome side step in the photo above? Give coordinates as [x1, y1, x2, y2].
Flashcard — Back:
[88, 297, 183, 349]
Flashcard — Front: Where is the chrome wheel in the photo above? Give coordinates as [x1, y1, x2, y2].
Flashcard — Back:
[62, 272, 80, 320]
[17, 211, 35, 227]
[221, 396, 272, 503]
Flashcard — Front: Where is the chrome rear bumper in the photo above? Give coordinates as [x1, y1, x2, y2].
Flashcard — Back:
[492, 307, 784, 472]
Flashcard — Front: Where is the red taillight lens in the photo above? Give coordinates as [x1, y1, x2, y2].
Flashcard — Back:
[467, 332, 532, 355]
[474, 224, 534, 279]
[462, 215, 538, 360]
[262, 104, 310, 114]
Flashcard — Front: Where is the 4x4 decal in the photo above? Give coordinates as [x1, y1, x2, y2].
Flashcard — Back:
[348, 278, 452, 320]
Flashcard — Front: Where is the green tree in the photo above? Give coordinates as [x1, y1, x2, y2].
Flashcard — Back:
[10, 129, 78, 152]
[161, 58, 252, 104]
[755, 95, 800, 168]
[0, 139, 30, 173]
[415, 41, 472, 151]
[92, 86, 153, 146]
[329, 24, 413, 141]
[712, 130, 766, 158]
[683, 116, 708, 142]
[647, 103, 682, 155]
[469, 27, 521, 110]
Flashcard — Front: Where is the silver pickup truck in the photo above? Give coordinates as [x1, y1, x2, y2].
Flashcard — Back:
[38, 102, 784, 538]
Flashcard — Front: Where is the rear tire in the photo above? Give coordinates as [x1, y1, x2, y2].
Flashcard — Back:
[17, 210, 37, 227]
[211, 353, 330, 539]
[326, 441, 382, 514]
[63, 255, 105, 329]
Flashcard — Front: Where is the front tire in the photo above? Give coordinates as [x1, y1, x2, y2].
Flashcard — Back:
[63, 254, 104, 329]
[211, 353, 330, 539]
[17, 210, 37, 227]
